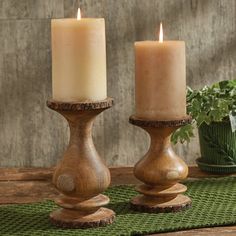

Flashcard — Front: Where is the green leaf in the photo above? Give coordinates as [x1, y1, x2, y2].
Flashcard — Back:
[172, 79, 236, 144]
[171, 124, 195, 144]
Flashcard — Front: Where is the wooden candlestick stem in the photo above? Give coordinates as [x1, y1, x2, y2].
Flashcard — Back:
[47, 98, 115, 228]
[129, 115, 192, 213]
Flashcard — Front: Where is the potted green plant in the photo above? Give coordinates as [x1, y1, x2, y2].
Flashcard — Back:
[172, 79, 236, 173]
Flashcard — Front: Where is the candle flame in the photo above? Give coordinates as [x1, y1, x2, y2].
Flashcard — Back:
[159, 22, 163, 43]
[77, 8, 81, 20]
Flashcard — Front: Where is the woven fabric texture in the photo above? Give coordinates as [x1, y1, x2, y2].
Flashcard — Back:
[1, 177, 236, 235]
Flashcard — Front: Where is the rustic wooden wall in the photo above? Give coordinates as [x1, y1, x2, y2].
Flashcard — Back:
[0, 0, 235, 167]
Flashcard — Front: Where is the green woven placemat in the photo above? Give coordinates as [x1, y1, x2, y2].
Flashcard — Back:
[1, 177, 236, 236]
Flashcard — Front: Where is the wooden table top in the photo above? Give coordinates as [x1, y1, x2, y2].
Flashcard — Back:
[0, 166, 235, 235]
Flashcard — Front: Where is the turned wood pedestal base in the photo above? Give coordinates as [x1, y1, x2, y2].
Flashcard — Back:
[130, 184, 191, 213]
[129, 116, 192, 213]
[50, 194, 115, 228]
[47, 98, 115, 228]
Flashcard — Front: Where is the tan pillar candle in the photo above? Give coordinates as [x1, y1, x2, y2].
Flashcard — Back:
[135, 24, 186, 120]
[51, 9, 107, 102]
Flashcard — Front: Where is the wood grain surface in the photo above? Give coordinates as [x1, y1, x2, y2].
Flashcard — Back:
[0, 0, 235, 167]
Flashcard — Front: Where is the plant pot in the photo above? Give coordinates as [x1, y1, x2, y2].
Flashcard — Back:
[196, 121, 236, 174]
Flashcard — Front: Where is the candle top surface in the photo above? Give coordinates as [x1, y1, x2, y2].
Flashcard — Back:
[135, 40, 185, 45]
[52, 18, 104, 22]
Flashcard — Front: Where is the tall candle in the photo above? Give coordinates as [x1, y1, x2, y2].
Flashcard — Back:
[51, 9, 107, 102]
[135, 23, 186, 120]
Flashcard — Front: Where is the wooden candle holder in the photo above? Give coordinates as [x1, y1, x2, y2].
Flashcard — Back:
[47, 98, 115, 228]
[129, 115, 192, 213]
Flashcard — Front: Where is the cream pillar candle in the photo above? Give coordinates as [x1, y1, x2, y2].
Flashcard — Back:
[51, 9, 107, 102]
[135, 24, 186, 120]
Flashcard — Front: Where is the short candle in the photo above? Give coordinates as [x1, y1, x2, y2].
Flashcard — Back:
[51, 8, 107, 102]
[135, 23, 186, 120]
